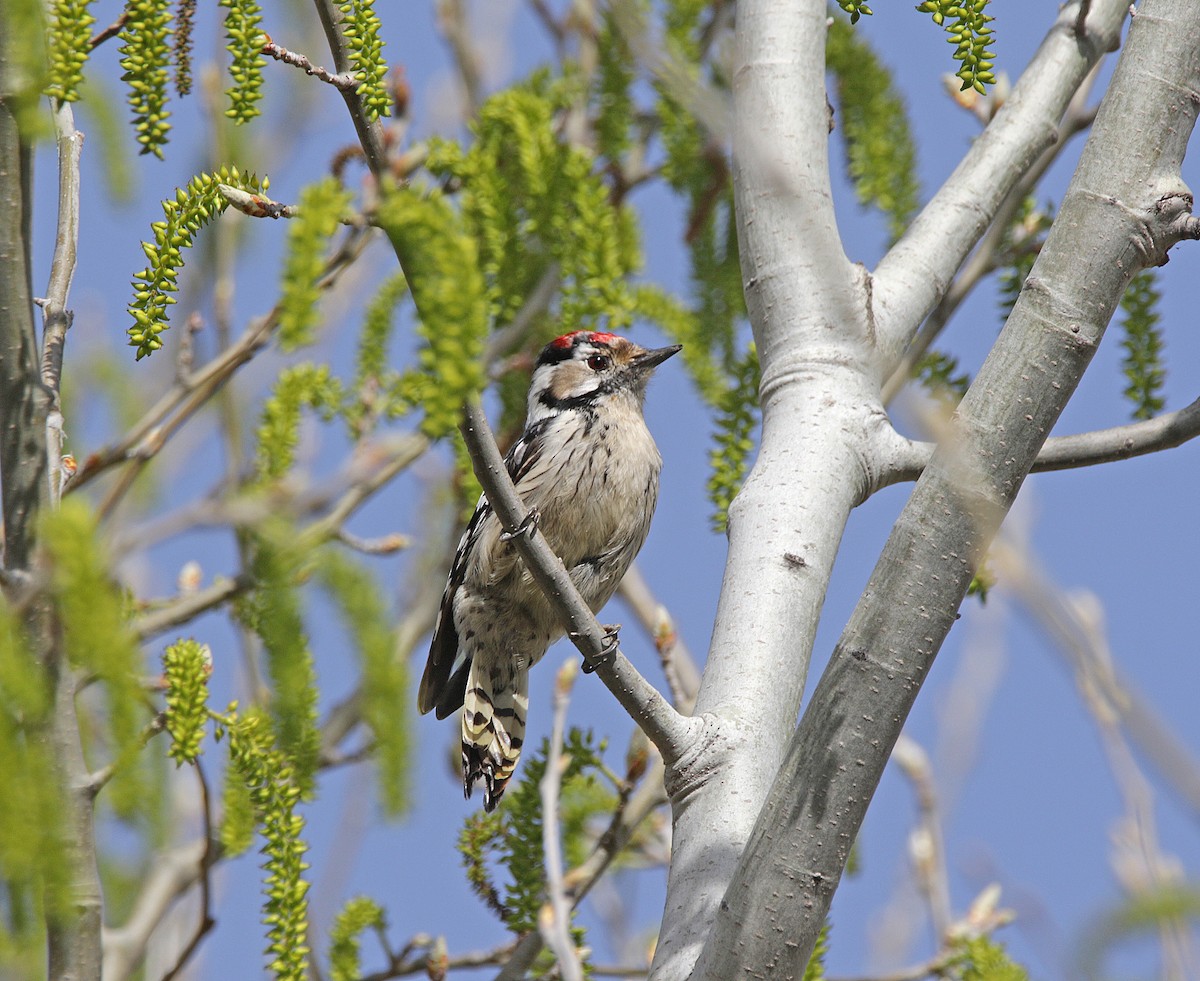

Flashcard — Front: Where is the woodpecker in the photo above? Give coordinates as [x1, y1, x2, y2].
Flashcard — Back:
[418, 330, 680, 811]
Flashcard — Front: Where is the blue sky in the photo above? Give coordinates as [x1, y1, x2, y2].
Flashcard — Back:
[30, 1, 1200, 977]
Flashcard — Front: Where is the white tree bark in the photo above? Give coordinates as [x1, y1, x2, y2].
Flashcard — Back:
[648, 0, 1200, 977]
[688, 0, 1200, 976]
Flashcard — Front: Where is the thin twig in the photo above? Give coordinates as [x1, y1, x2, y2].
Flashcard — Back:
[69, 225, 372, 494]
[133, 575, 253, 641]
[882, 78, 1101, 404]
[497, 756, 668, 980]
[887, 396, 1200, 483]
[540, 661, 585, 981]
[436, 0, 484, 117]
[616, 563, 701, 709]
[159, 762, 219, 981]
[891, 735, 952, 944]
[459, 397, 697, 763]
[262, 38, 358, 91]
[40, 100, 82, 507]
[89, 11, 130, 48]
[88, 713, 167, 795]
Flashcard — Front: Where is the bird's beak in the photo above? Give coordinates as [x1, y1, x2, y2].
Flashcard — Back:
[632, 344, 683, 371]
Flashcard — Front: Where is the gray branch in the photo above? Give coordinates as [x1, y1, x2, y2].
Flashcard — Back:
[0, 24, 49, 574]
[693, 1, 1200, 975]
[872, 0, 1130, 369]
[885, 396, 1200, 482]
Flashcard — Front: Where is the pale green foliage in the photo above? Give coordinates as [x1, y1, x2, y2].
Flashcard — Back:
[347, 272, 410, 436]
[594, 10, 636, 161]
[317, 550, 410, 815]
[236, 526, 321, 795]
[957, 935, 1029, 980]
[220, 0, 267, 123]
[45, 0, 97, 103]
[328, 896, 385, 981]
[128, 167, 267, 359]
[255, 364, 344, 481]
[835, 1, 873, 24]
[0, 604, 70, 959]
[376, 188, 488, 439]
[354, 273, 407, 396]
[803, 921, 830, 981]
[1119, 270, 1166, 421]
[223, 709, 312, 981]
[118, 0, 174, 157]
[219, 720, 257, 855]
[40, 499, 146, 819]
[708, 346, 760, 534]
[917, 0, 997, 93]
[162, 640, 211, 765]
[428, 84, 640, 333]
[997, 198, 1053, 321]
[915, 350, 969, 407]
[1078, 885, 1200, 979]
[631, 285, 725, 404]
[278, 179, 354, 350]
[458, 729, 610, 935]
[338, 0, 391, 120]
[656, 0, 709, 193]
[827, 17, 920, 242]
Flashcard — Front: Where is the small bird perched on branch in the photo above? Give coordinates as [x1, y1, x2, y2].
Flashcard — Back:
[418, 330, 681, 811]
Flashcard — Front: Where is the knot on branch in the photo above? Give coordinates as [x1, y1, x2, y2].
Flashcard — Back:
[662, 713, 741, 806]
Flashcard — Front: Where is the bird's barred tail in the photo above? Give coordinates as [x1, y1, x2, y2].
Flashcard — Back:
[461, 663, 528, 811]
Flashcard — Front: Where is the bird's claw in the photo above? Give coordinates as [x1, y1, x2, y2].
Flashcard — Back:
[500, 507, 540, 543]
[581, 624, 620, 673]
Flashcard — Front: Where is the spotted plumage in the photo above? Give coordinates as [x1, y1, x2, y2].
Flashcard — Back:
[418, 331, 680, 810]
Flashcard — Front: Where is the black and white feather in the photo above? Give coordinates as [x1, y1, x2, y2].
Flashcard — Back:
[417, 330, 680, 810]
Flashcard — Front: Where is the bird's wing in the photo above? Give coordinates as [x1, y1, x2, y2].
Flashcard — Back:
[417, 424, 545, 717]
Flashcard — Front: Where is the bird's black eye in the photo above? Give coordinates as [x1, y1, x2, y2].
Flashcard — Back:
[587, 354, 611, 372]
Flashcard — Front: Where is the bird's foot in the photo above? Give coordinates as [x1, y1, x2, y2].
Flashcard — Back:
[580, 623, 621, 674]
[500, 507, 540, 543]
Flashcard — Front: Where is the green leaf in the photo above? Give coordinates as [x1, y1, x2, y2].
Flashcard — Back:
[219, 0, 266, 123]
[236, 526, 321, 795]
[329, 896, 385, 981]
[127, 167, 266, 358]
[255, 363, 344, 482]
[1119, 269, 1166, 421]
[278, 179, 354, 351]
[708, 346, 760, 534]
[162, 639, 211, 765]
[225, 708, 312, 981]
[118, 0, 174, 157]
[316, 550, 410, 816]
[338, 0, 391, 121]
[376, 188, 488, 440]
[40, 499, 147, 819]
[915, 0, 998, 94]
[45, 0, 97, 103]
[827, 17, 920, 241]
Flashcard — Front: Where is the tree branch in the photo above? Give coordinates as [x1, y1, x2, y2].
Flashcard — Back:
[884, 396, 1200, 483]
[873, 0, 1129, 369]
[311, 0, 392, 180]
[694, 1, 1200, 975]
[881, 73, 1101, 404]
[538, 661, 584, 981]
[262, 38, 358, 92]
[0, 23, 48, 573]
[459, 398, 697, 763]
